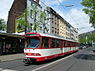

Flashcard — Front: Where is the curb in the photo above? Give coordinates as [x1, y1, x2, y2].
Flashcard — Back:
[0, 58, 23, 63]
[0, 54, 24, 63]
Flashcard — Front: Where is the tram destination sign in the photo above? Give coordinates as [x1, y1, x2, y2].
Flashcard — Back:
[26, 34, 37, 36]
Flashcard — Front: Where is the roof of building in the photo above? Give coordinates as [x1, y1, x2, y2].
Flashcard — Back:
[0, 32, 25, 38]
[79, 30, 95, 37]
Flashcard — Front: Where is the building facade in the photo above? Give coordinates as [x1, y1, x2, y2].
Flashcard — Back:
[47, 7, 78, 41]
[79, 30, 95, 46]
[59, 16, 66, 38]
[47, 7, 59, 35]
[7, 0, 78, 41]
[7, 0, 27, 33]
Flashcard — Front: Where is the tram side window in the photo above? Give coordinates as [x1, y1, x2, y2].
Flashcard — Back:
[64, 41, 67, 47]
[74, 43, 76, 47]
[56, 39, 60, 48]
[51, 39, 60, 48]
[42, 37, 49, 48]
[51, 39, 55, 48]
[68, 42, 71, 47]
[74, 43, 78, 47]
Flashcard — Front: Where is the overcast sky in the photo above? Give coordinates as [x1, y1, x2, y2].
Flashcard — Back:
[0, 0, 94, 34]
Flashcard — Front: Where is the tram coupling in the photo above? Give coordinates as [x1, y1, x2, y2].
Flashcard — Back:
[23, 58, 36, 65]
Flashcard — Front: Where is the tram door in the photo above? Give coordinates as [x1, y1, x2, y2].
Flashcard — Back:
[0, 41, 2, 55]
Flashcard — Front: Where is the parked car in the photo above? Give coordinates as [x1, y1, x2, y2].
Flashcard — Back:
[83, 46, 86, 49]
[79, 46, 86, 49]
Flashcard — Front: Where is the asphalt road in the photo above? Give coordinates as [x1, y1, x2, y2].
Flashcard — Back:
[0, 47, 95, 71]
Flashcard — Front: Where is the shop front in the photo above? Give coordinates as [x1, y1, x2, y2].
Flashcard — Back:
[0, 33, 25, 55]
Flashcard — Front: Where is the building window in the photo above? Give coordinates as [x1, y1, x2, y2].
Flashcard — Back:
[55, 23, 56, 25]
[55, 28, 56, 30]
[52, 27, 54, 29]
[55, 31, 56, 34]
[31, 1, 33, 6]
[40, 26, 42, 30]
[52, 30, 54, 33]
[52, 21, 54, 23]
[30, 9, 33, 18]
[57, 32, 59, 34]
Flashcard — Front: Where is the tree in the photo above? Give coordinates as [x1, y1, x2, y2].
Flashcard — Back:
[16, 3, 48, 33]
[30, 4, 47, 33]
[79, 32, 95, 46]
[0, 19, 7, 31]
[16, 9, 31, 33]
[81, 0, 95, 28]
[40, 10, 48, 33]
[31, 4, 40, 31]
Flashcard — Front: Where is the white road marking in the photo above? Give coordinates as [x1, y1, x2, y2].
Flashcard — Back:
[32, 54, 74, 71]
[0, 68, 17, 71]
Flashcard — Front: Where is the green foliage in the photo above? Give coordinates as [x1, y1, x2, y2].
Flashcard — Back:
[0, 19, 7, 31]
[16, 3, 47, 33]
[40, 10, 48, 33]
[79, 32, 95, 44]
[16, 9, 30, 33]
[31, 4, 39, 31]
[31, 4, 39, 19]
[81, 0, 95, 28]
[40, 10, 46, 23]
[30, 4, 47, 32]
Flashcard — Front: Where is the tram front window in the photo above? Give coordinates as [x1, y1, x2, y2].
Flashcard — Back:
[26, 37, 40, 48]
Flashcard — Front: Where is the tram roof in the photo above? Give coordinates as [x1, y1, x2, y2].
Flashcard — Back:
[26, 32, 78, 42]
[40, 33, 78, 42]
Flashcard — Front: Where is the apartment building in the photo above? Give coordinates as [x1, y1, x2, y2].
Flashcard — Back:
[47, 7, 78, 41]
[59, 17, 66, 38]
[66, 22, 71, 39]
[79, 30, 95, 46]
[7, 0, 78, 41]
[7, 0, 26, 33]
[70, 26, 78, 41]
[73, 28, 78, 41]
[47, 7, 59, 35]
[7, 0, 40, 33]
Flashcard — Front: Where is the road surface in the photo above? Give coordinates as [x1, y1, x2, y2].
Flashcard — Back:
[0, 47, 95, 71]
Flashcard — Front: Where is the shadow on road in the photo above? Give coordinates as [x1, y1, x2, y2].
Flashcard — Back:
[74, 54, 95, 60]
[29, 52, 77, 66]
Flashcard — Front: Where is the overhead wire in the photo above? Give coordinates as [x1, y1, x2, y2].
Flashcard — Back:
[56, 0, 81, 29]
[40, 0, 81, 29]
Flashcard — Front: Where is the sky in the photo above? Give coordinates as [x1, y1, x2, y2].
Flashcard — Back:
[0, 0, 94, 34]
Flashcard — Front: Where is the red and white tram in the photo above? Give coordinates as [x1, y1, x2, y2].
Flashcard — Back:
[23, 32, 79, 64]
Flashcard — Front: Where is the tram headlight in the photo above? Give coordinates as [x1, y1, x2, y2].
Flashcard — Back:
[25, 53, 41, 56]
[34, 53, 41, 56]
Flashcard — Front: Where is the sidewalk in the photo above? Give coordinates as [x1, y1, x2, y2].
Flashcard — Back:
[0, 53, 24, 62]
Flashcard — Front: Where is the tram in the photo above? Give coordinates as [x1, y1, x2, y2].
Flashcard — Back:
[23, 32, 79, 64]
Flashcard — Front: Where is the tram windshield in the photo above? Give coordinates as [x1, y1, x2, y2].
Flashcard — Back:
[25, 37, 40, 48]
